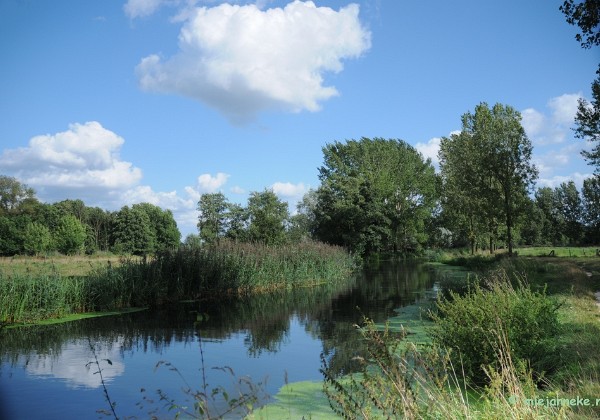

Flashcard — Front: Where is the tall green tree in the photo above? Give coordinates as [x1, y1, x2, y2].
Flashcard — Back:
[315, 138, 437, 255]
[23, 222, 52, 256]
[0, 176, 37, 215]
[85, 206, 113, 252]
[535, 187, 565, 245]
[582, 175, 600, 243]
[246, 189, 289, 245]
[224, 203, 249, 242]
[460, 103, 537, 256]
[0, 216, 21, 255]
[133, 203, 181, 251]
[111, 205, 155, 255]
[574, 66, 600, 173]
[560, 1, 600, 172]
[439, 131, 495, 254]
[287, 189, 318, 242]
[555, 181, 584, 244]
[54, 214, 87, 255]
[197, 192, 229, 244]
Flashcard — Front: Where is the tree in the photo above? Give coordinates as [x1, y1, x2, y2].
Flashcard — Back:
[315, 138, 437, 255]
[54, 214, 87, 255]
[246, 189, 289, 245]
[582, 175, 600, 243]
[111, 206, 155, 255]
[0, 216, 21, 255]
[535, 187, 565, 245]
[555, 181, 584, 244]
[197, 193, 229, 244]
[574, 66, 600, 172]
[460, 103, 537, 256]
[23, 222, 52, 256]
[0, 175, 37, 215]
[85, 206, 113, 252]
[224, 203, 249, 242]
[560, 1, 600, 172]
[560, 0, 600, 49]
[287, 189, 318, 242]
[439, 131, 496, 254]
[133, 203, 181, 251]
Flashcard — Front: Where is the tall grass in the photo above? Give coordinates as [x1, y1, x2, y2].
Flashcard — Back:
[0, 240, 355, 325]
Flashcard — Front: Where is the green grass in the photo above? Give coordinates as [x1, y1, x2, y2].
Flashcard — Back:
[0, 254, 126, 277]
[513, 246, 599, 258]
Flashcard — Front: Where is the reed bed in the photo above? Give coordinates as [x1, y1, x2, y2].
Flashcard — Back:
[0, 240, 355, 325]
[123, 239, 356, 299]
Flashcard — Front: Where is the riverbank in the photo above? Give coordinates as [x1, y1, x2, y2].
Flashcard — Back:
[0, 240, 355, 327]
[255, 254, 600, 419]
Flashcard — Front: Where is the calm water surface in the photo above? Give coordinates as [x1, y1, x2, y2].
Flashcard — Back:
[0, 260, 439, 419]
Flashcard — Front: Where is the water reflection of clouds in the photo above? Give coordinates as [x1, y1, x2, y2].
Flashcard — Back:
[24, 338, 125, 389]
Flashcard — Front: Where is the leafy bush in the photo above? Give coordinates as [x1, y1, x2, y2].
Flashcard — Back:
[431, 270, 562, 385]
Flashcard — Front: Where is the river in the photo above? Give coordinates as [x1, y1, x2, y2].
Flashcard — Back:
[0, 260, 440, 419]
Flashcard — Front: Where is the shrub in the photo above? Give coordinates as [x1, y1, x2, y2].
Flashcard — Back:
[431, 270, 562, 385]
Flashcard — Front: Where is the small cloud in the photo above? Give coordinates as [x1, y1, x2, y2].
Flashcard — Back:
[124, 0, 165, 19]
[136, 1, 371, 123]
[184, 172, 230, 203]
[271, 181, 307, 198]
[197, 172, 229, 192]
[230, 185, 245, 194]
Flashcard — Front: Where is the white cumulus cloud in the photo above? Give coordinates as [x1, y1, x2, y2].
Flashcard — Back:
[0, 122, 142, 201]
[521, 93, 582, 145]
[271, 181, 307, 198]
[184, 172, 230, 201]
[135, 1, 371, 123]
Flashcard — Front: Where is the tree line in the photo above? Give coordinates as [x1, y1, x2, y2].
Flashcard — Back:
[0, 177, 180, 256]
[1, 100, 598, 259]
[194, 105, 598, 257]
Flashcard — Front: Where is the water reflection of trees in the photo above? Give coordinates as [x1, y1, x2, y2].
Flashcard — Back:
[1, 261, 437, 377]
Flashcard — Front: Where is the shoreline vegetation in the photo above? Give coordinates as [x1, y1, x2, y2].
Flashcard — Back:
[0, 239, 355, 328]
[309, 251, 600, 419]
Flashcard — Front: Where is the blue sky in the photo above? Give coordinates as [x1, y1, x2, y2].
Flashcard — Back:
[0, 0, 597, 237]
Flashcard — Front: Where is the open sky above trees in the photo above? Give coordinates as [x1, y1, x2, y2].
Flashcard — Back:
[0, 0, 597, 236]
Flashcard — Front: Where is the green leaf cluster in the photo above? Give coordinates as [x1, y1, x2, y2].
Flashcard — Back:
[313, 137, 438, 256]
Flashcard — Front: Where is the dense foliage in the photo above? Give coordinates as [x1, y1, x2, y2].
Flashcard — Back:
[439, 103, 537, 256]
[313, 137, 438, 256]
[0, 176, 181, 256]
[432, 273, 561, 384]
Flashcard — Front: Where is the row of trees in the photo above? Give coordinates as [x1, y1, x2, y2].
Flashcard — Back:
[195, 189, 305, 246]
[192, 103, 597, 257]
[0, 176, 180, 256]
